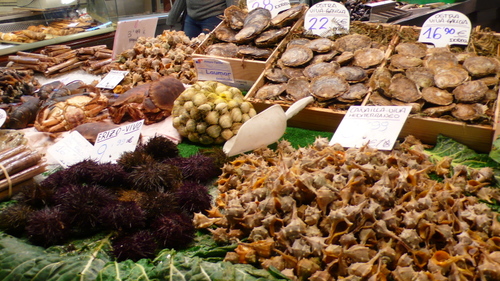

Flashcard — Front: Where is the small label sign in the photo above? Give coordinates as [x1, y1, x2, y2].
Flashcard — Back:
[0, 109, 7, 128]
[330, 106, 412, 150]
[194, 58, 234, 83]
[304, 1, 350, 37]
[418, 11, 471, 48]
[96, 70, 129, 89]
[247, 0, 291, 18]
[93, 120, 144, 163]
[47, 131, 94, 168]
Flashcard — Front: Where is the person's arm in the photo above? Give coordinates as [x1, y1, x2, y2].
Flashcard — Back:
[165, 0, 187, 26]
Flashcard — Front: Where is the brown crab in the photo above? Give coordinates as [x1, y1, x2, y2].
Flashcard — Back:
[109, 77, 185, 125]
[34, 86, 109, 133]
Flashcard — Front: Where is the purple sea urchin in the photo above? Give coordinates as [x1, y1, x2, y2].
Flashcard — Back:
[127, 163, 182, 193]
[53, 184, 117, 234]
[112, 230, 157, 261]
[117, 148, 155, 172]
[152, 213, 195, 249]
[25, 207, 70, 247]
[99, 201, 146, 231]
[166, 153, 221, 184]
[141, 135, 179, 161]
[18, 183, 55, 208]
[140, 191, 179, 221]
[0, 204, 34, 236]
[176, 181, 212, 214]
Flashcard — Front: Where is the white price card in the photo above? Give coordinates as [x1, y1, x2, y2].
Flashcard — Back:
[47, 131, 94, 168]
[418, 11, 471, 48]
[112, 18, 158, 59]
[96, 70, 129, 89]
[304, 1, 350, 37]
[194, 58, 234, 83]
[247, 0, 291, 18]
[93, 120, 144, 163]
[0, 109, 7, 128]
[330, 106, 412, 150]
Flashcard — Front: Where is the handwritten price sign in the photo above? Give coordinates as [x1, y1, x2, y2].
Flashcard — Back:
[304, 1, 349, 37]
[330, 106, 412, 150]
[247, 0, 290, 18]
[92, 120, 144, 163]
[418, 11, 471, 48]
[112, 18, 158, 59]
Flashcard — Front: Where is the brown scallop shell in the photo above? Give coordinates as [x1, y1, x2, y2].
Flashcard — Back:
[255, 83, 286, 100]
[406, 67, 435, 88]
[337, 83, 369, 103]
[434, 67, 469, 89]
[390, 54, 423, 70]
[280, 45, 314, 67]
[265, 67, 289, 83]
[336, 34, 372, 53]
[353, 48, 385, 69]
[205, 43, 239, 57]
[452, 80, 488, 103]
[305, 38, 335, 53]
[303, 62, 339, 79]
[286, 77, 311, 100]
[451, 103, 487, 121]
[310, 74, 349, 101]
[255, 26, 291, 48]
[224, 5, 247, 30]
[463, 56, 499, 77]
[388, 74, 422, 103]
[421, 87, 454, 106]
[395, 42, 428, 58]
[336, 66, 368, 83]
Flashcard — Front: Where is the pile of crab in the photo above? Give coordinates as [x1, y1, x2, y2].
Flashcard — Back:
[194, 136, 500, 280]
[368, 40, 500, 125]
[199, 4, 307, 60]
[250, 23, 398, 110]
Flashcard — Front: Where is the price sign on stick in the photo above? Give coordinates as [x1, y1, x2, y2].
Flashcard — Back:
[418, 11, 471, 48]
[93, 120, 144, 163]
[112, 18, 158, 59]
[304, 1, 350, 37]
[247, 0, 291, 18]
[47, 131, 94, 168]
[194, 58, 234, 83]
[96, 70, 129, 89]
[330, 106, 412, 150]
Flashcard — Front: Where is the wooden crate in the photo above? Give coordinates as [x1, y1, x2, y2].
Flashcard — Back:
[246, 24, 500, 153]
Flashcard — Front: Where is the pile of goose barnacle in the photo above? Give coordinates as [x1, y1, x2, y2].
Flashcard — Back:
[194, 136, 500, 280]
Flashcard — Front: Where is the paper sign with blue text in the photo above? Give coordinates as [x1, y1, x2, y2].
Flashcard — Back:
[330, 106, 412, 150]
[47, 131, 94, 168]
[418, 11, 471, 48]
[304, 1, 350, 37]
[247, 0, 291, 18]
[97, 70, 129, 89]
[93, 120, 144, 163]
[194, 58, 235, 83]
[112, 18, 158, 59]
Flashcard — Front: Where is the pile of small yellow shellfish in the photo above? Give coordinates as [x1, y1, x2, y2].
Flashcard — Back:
[194, 136, 500, 280]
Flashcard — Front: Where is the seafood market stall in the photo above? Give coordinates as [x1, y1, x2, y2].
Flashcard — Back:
[0, 2, 500, 280]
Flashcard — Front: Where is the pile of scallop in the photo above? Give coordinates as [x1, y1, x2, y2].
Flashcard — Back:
[194, 136, 500, 280]
[198, 4, 307, 60]
[369, 41, 500, 125]
[251, 24, 397, 110]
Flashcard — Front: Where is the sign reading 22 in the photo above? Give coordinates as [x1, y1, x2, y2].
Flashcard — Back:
[308, 17, 329, 30]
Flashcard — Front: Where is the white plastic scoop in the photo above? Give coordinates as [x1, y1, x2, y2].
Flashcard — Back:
[223, 96, 314, 157]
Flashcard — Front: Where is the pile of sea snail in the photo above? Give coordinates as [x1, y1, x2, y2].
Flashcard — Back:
[194, 136, 500, 280]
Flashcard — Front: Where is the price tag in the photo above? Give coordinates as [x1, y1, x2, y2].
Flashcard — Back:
[112, 18, 158, 59]
[0, 109, 7, 128]
[247, 0, 291, 18]
[96, 70, 129, 89]
[304, 1, 350, 37]
[330, 106, 412, 150]
[47, 131, 94, 168]
[194, 58, 234, 83]
[418, 11, 471, 48]
[92, 120, 144, 163]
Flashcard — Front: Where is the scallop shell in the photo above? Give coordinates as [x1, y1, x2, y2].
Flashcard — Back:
[281, 65, 306, 79]
[303, 62, 339, 79]
[264, 67, 289, 83]
[234, 7, 272, 42]
[390, 54, 423, 70]
[423, 104, 456, 117]
[286, 77, 311, 100]
[271, 3, 307, 27]
[463, 56, 499, 77]
[451, 103, 487, 121]
[255, 26, 290, 48]
[287, 38, 311, 48]
[310, 74, 349, 101]
[224, 5, 247, 30]
[237, 45, 273, 59]
[389, 74, 422, 103]
[214, 21, 238, 43]
[336, 34, 372, 53]
[336, 66, 368, 83]
[395, 42, 428, 58]
[353, 48, 385, 69]
[280, 45, 314, 67]
[434, 67, 469, 89]
[335, 51, 354, 65]
[205, 43, 239, 57]
[305, 38, 334, 53]
[369, 66, 392, 94]
[405, 67, 435, 88]
[421, 87, 454, 105]
[310, 50, 339, 64]
[337, 83, 369, 103]
[452, 80, 488, 103]
[255, 83, 286, 100]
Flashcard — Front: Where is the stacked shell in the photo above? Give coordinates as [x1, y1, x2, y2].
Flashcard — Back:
[253, 31, 390, 110]
[172, 81, 257, 144]
[201, 4, 307, 60]
[194, 136, 500, 280]
[369, 42, 500, 124]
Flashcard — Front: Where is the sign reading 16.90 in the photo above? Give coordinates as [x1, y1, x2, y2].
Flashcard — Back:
[418, 11, 471, 47]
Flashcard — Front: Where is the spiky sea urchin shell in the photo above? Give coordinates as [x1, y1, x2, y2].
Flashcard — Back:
[117, 148, 155, 172]
[167, 153, 222, 184]
[53, 184, 117, 234]
[18, 183, 55, 208]
[176, 181, 212, 214]
[0, 204, 34, 236]
[25, 207, 70, 247]
[99, 201, 146, 231]
[141, 135, 179, 161]
[152, 213, 195, 249]
[127, 163, 182, 193]
[140, 191, 179, 221]
[112, 230, 158, 261]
